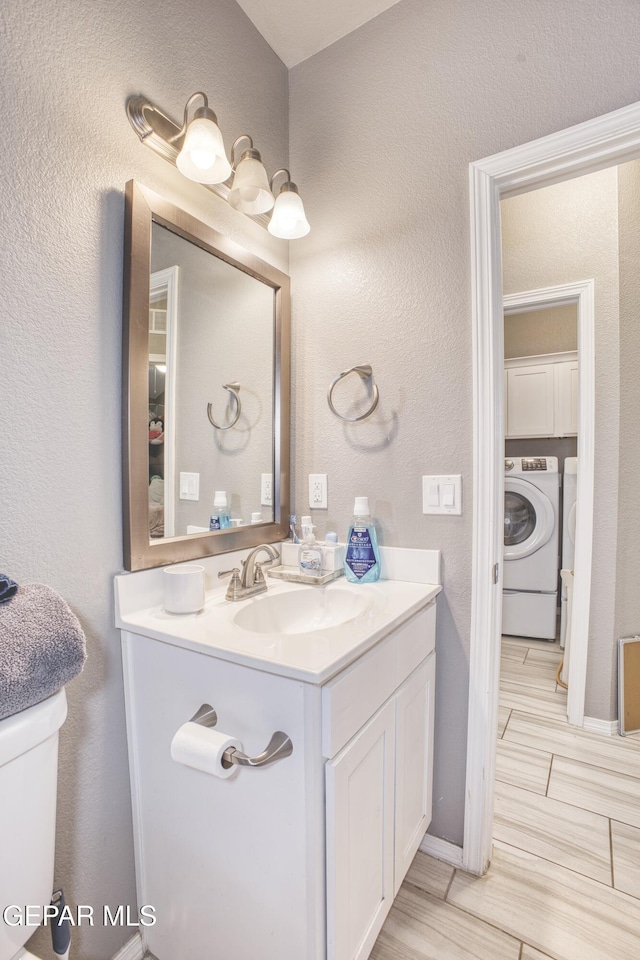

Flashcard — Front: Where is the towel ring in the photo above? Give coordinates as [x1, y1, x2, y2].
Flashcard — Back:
[207, 382, 241, 430]
[327, 364, 379, 422]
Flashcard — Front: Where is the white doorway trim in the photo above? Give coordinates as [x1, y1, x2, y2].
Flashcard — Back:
[150, 265, 179, 538]
[464, 100, 640, 877]
[503, 280, 595, 727]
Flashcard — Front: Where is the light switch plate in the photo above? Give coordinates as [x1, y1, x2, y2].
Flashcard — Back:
[309, 473, 328, 509]
[422, 475, 462, 515]
[179, 472, 200, 501]
[261, 473, 273, 506]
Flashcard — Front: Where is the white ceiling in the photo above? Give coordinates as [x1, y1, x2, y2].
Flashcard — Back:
[234, 0, 404, 68]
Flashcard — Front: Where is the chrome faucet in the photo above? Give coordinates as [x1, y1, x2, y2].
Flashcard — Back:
[218, 543, 279, 601]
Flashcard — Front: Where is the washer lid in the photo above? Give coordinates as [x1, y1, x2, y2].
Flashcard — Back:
[504, 477, 556, 560]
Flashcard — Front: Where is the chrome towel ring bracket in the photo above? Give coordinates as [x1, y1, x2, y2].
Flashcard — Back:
[207, 381, 241, 430]
[327, 364, 380, 422]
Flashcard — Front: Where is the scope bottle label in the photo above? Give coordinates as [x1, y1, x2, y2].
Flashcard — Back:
[345, 527, 376, 579]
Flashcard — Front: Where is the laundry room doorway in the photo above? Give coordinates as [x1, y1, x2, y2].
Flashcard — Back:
[500, 278, 595, 722]
[464, 100, 640, 877]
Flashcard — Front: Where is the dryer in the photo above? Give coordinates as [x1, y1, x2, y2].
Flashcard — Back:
[503, 456, 560, 640]
[560, 456, 577, 648]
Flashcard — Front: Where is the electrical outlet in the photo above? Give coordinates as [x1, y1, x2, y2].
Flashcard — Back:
[309, 474, 328, 509]
[261, 473, 273, 506]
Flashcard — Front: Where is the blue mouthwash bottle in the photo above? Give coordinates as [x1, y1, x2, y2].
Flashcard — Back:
[209, 491, 230, 530]
[344, 497, 381, 583]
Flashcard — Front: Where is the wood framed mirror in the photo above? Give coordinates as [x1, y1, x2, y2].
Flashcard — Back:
[122, 180, 290, 570]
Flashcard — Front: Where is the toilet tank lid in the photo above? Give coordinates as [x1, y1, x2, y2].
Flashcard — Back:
[0, 689, 67, 769]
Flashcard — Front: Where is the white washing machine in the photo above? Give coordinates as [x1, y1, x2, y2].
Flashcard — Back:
[503, 456, 560, 640]
[560, 456, 577, 648]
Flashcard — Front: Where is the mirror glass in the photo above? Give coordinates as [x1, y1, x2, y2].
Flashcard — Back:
[148, 223, 275, 540]
[123, 181, 290, 571]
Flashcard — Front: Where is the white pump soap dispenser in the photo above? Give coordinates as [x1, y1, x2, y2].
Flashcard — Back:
[298, 516, 322, 577]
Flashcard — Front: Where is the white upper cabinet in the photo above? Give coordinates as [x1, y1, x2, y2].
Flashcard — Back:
[556, 358, 579, 436]
[505, 352, 578, 439]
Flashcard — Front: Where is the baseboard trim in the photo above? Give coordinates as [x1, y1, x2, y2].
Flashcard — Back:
[111, 933, 144, 960]
[583, 716, 619, 736]
[419, 833, 464, 867]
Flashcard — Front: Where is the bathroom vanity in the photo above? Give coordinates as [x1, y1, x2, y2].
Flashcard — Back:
[116, 552, 440, 960]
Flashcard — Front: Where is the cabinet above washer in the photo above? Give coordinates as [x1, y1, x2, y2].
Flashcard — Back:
[505, 351, 578, 439]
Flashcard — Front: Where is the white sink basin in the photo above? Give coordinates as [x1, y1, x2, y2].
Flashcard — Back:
[232, 586, 373, 636]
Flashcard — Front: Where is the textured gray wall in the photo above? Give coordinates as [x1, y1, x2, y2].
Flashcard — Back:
[0, 1, 287, 956]
[504, 305, 577, 359]
[614, 160, 640, 641]
[4, 0, 640, 931]
[151, 224, 274, 533]
[501, 169, 620, 719]
[289, 0, 640, 842]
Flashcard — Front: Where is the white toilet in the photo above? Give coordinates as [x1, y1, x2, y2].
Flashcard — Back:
[0, 690, 67, 960]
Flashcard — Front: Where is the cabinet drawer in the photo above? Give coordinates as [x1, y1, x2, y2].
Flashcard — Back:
[395, 604, 435, 688]
[321, 603, 436, 758]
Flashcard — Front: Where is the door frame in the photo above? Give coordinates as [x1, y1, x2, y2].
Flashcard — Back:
[504, 280, 594, 714]
[464, 100, 640, 877]
[150, 265, 179, 538]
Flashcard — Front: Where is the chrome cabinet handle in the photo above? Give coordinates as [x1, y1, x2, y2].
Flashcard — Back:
[222, 731, 293, 769]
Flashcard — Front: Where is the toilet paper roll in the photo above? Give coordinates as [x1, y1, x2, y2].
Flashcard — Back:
[170, 722, 241, 779]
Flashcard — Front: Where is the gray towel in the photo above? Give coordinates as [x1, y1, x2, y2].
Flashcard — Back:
[0, 584, 87, 721]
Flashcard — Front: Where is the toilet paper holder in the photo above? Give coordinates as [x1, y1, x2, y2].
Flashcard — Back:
[189, 704, 293, 769]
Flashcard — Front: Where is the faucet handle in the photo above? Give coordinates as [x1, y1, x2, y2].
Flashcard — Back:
[219, 567, 243, 601]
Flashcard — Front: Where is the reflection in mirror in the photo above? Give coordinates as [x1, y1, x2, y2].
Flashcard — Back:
[148, 224, 274, 542]
[148, 265, 178, 538]
[123, 181, 290, 571]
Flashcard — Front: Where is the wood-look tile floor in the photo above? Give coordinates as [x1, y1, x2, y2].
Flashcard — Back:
[371, 635, 640, 960]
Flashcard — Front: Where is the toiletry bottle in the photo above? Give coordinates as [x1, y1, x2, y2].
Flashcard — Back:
[209, 491, 230, 530]
[344, 497, 381, 583]
[251, 512, 263, 524]
[298, 516, 322, 577]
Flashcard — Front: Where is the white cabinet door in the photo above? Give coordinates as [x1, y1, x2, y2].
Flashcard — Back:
[556, 360, 579, 436]
[506, 364, 555, 437]
[393, 653, 435, 894]
[326, 699, 395, 960]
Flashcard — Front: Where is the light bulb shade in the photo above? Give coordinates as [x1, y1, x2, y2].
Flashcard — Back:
[268, 187, 310, 239]
[228, 155, 274, 214]
[176, 115, 232, 184]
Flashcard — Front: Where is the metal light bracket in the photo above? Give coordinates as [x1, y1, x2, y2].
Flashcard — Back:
[126, 94, 270, 225]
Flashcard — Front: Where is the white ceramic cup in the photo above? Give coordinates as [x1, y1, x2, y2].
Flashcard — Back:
[163, 563, 205, 614]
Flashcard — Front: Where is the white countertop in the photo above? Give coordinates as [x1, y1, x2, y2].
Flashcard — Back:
[115, 548, 441, 685]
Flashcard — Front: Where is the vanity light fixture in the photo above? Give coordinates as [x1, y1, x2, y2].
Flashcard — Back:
[126, 92, 310, 237]
[175, 94, 231, 184]
[229, 136, 275, 215]
[268, 169, 311, 239]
